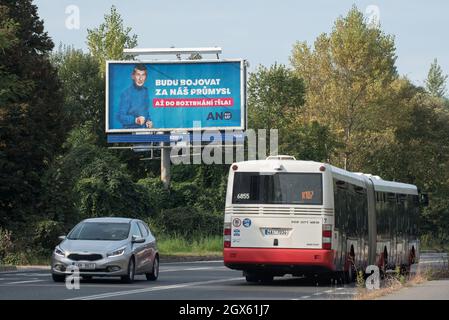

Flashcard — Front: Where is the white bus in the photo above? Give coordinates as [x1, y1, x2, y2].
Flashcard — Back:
[223, 156, 421, 283]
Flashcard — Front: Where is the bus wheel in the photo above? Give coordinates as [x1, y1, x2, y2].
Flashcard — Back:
[409, 247, 416, 266]
[244, 272, 259, 283]
[345, 267, 354, 283]
[259, 275, 274, 283]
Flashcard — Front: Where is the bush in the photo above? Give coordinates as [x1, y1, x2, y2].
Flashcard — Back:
[31, 220, 65, 252]
[0, 228, 13, 263]
[137, 177, 171, 213]
[147, 206, 222, 239]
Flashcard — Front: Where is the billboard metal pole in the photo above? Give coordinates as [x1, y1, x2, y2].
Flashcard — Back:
[161, 142, 171, 189]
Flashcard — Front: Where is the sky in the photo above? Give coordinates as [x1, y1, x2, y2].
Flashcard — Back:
[34, 0, 449, 86]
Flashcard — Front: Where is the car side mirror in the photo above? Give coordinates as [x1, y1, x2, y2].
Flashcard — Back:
[58, 235, 66, 241]
[419, 193, 429, 207]
[132, 236, 145, 244]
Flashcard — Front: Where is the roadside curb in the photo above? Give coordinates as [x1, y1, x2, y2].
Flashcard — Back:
[159, 255, 223, 263]
[0, 257, 222, 273]
[0, 265, 17, 272]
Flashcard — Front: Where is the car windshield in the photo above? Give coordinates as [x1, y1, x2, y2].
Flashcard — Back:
[67, 222, 130, 241]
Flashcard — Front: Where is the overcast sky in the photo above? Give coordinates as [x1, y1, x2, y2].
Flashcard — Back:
[34, 0, 449, 86]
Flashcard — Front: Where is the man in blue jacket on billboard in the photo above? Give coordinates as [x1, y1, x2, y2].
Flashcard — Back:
[118, 63, 153, 129]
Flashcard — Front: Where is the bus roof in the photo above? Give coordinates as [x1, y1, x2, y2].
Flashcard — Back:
[232, 159, 418, 195]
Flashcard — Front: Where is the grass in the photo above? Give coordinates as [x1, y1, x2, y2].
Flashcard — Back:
[0, 235, 224, 266]
[355, 255, 449, 300]
[156, 235, 223, 256]
[355, 271, 428, 300]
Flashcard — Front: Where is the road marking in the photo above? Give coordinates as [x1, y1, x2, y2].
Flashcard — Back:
[161, 260, 223, 265]
[312, 292, 323, 296]
[328, 292, 357, 295]
[300, 295, 311, 299]
[68, 277, 244, 300]
[161, 266, 227, 272]
[6, 279, 45, 285]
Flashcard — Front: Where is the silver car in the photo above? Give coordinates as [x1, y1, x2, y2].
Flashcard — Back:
[51, 217, 159, 283]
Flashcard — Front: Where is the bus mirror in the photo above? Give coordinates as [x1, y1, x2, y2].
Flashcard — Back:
[419, 193, 429, 207]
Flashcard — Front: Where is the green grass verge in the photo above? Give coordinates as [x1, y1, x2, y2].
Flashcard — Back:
[157, 235, 223, 256]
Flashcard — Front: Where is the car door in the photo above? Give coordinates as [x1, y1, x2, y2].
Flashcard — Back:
[129, 221, 145, 272]
[137, 221, 155, 272]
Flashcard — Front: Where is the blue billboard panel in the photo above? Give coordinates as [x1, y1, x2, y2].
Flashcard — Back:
[106, 60, 245, 132]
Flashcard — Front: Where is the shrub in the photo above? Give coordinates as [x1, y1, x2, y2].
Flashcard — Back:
[148, 206, 222, 239]
[0, 228, 13, 263]
[31, 220, 65, 252]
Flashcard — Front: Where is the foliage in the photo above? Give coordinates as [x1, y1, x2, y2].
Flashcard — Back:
[0, 0, 65, 231]
[4, 3, 449, 262]
[74, 152, 153, 220]
[248, 63, 338, 161]
[30, 219, 64, 252]
[87, 5, 138, 75]
[51, 46, 105, 133]
[150, 207, 223, 239]
[426, 58, 448, 98]
[155, 235, 222, 255]
[291, 6, 397, 170]
[0, 227, 13, 263]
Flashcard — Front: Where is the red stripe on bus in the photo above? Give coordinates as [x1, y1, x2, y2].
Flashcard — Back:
[223, 248, 335, 270]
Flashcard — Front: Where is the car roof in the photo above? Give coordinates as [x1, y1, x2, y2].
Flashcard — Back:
[82, 217, 137, 223]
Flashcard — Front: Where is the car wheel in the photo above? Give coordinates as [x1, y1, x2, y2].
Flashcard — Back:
[146, 256, 159, 281]
[52, 273, 66, 282]
[121, 258, 135, 283]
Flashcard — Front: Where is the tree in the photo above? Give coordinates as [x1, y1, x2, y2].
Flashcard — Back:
[247, 63, 336, 161]
[425, 58, 448, 98]
[248, 63, 305, 131]
[87, 5, 138, 75]
[290, 6, 397, 170]
[0, 0, 65, 230]
[51, 46, 104, 132]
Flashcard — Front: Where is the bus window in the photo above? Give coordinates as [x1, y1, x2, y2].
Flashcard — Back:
[232, 172, 323, 205]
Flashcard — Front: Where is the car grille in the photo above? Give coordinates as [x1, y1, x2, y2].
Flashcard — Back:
[67, 253, 103, 261]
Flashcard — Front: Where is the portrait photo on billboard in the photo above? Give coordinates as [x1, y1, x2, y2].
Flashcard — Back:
[106, 60, 245, 133]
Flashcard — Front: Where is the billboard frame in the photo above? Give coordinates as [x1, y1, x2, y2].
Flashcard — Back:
[105, 59, 246, 134]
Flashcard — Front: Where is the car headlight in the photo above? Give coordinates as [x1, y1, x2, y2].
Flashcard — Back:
[107, 246, 126, 258]
[54, 246, 65, 257]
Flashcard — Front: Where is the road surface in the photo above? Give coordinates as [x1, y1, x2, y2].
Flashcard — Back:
[0, 260, 356, 300]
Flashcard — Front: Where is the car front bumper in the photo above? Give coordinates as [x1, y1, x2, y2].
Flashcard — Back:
[51, 253, 131, 277]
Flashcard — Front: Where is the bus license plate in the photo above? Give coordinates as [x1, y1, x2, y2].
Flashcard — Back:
[262, 228, 290, 236]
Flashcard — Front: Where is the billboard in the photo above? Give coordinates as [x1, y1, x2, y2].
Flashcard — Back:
[106, 59, 245, 133]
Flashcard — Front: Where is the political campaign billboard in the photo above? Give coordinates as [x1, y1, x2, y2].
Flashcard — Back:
[106, 59, 245, 133]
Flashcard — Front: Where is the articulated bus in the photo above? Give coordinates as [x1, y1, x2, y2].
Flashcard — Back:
[223, 156, 421, 283]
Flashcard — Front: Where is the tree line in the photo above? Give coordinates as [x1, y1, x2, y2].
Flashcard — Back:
[1, 1, 448, 263]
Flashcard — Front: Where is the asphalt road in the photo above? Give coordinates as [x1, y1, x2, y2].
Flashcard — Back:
[0, 260, 357, 300]
[1, 253, 446, 300]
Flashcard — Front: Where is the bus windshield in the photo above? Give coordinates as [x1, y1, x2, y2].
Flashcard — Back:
[232, 172, 322, 205]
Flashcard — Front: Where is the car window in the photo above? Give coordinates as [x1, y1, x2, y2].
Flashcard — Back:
[130, 222, 142, 238]
[137, 222, 149, 237]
